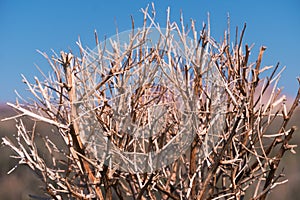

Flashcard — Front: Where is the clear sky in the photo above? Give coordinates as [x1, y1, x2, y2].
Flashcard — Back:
[1, 0, 299, 103]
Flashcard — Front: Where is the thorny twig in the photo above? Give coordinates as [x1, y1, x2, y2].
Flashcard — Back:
[2, 5, 299, 200]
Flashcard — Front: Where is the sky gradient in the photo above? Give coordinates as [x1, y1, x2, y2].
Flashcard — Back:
[1, 0, 299, 102]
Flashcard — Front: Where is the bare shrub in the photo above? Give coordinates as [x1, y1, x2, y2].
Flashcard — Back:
[2, 5, 300, 200]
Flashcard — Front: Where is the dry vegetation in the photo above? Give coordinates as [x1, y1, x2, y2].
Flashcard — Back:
[1, 5, 300, 200]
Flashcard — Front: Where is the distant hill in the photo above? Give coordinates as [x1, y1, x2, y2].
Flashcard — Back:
[1, 103, 299, 199]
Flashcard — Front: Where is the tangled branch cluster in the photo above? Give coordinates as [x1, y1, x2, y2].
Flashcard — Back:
[2, 6, 300, 200]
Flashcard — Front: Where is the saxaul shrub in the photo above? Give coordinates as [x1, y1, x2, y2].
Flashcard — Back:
[2, 5, 300, 200]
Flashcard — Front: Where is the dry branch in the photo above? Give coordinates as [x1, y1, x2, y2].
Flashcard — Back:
[2, 5, 299, 200]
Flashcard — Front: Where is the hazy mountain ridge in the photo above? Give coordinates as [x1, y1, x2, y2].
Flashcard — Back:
[1, 103, 299, 199]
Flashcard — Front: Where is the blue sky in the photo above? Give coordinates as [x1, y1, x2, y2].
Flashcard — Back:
[0, 0, 299, 102]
